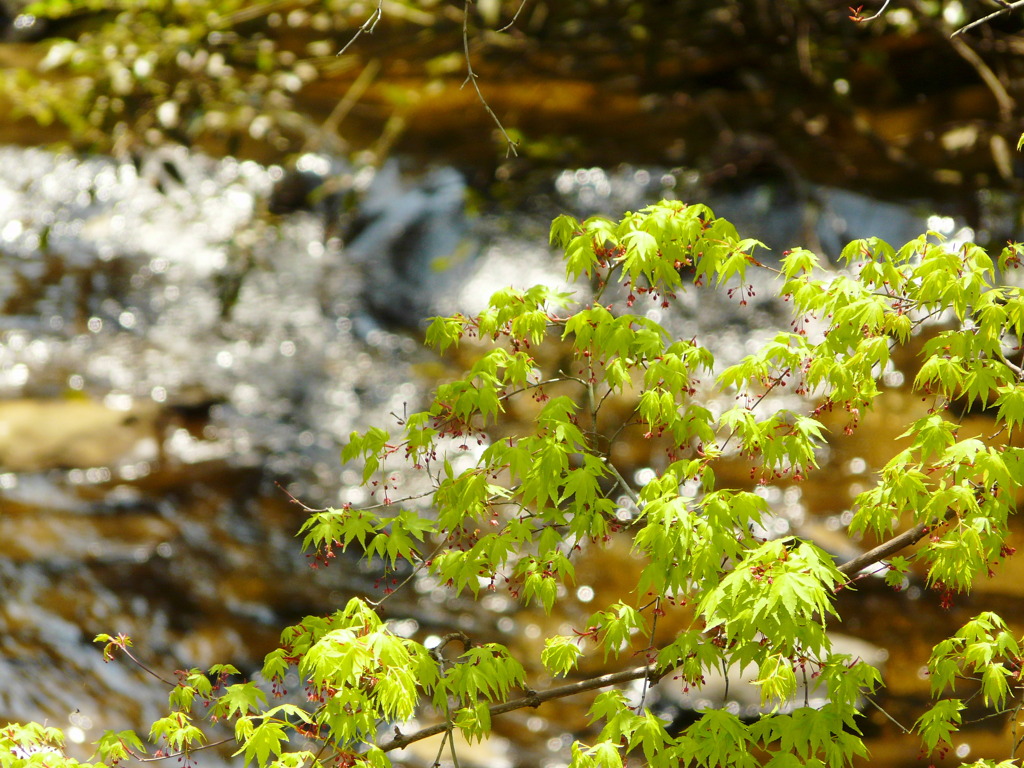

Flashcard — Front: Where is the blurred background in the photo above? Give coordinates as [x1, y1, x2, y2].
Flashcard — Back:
[1, 1, 1023, 766]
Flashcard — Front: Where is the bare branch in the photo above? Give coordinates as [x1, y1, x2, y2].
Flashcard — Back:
[334, 1, 520, 155]
[902, 0, 1017, 121]
[851, 0, 893, 23]
[429, 632, 474, 660]
[864, 697, 913, 734]
[462, 0, 520, 157]
[601, 454, 642, 508]
[836, 512, 953, 577]
[337, 1, 384, 57]
[952, 0, 1024, 37]
[497, 0, 530, 32]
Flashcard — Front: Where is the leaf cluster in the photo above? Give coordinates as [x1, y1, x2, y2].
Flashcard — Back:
[8, 199, 1024, 768]
[1, 0, 384, 152]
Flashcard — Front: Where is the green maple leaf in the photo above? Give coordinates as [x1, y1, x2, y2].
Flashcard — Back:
[236, 720, 288, 766]
[211, 683, 267, 720]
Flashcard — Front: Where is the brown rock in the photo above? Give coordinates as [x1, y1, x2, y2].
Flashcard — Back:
[0, 398, 159, 471]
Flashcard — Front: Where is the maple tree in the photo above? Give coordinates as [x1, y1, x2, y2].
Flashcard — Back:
[7, 199, 1024, 768]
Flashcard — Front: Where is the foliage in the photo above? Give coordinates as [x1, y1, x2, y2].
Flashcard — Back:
[0, 0, 534, 156]
[6, 198, 1024, 767]
[0, 0, 432, 153]
[5, 0, 1020, 180]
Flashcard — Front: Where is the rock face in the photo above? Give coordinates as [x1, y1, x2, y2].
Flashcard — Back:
[342, 162, 479, 328]
[0, 399, 158, 471]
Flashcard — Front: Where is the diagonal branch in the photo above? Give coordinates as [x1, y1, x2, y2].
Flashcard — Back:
[836, 511, 953, 578]
[952, 0, 1024, 37]
[336, 1, 384, 57]
[851, 0, 893, 22]
[381, 663, 663, 753]
[497, 0, 530, 32]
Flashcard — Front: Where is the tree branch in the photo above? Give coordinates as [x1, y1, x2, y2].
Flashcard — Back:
[374, 487, 955, 756]
[836, 512, 952, 577]
[497, 0, 529, 32]
[380, 663, 662, 753]
[336, 0, 384, 57]
[851, 0, 893, 22]
[462, 0, 519, 157]
[952, 0, 1024, 37]
[902, 0, 1016, 123]
[137, 738, 234, 762]
[369, 504, 953, 758]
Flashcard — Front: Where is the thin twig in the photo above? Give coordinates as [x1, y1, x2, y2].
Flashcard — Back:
[952, 0, 1024, 37]
[721, 656, 730, 705]
[277, 481, 328, 512]
[602, 454, 642, 508]
[368, 533, 452, 609]
[448, 728, 463, 768]
[115, 645, 177, 687]
[851, 0, 893, 22]
[635, 596, 662, 714]
[137, 739, 234, 762]
[277, 481, 434, 515]
[462, 0, 519, 156]
[498, 376, 583, 403]
[497, 0, 530, 32]
[1011, 696, 1024, 759]
[337, 0, 384, 56]
[865, 697, 912, 734]
[902, 0, 1016, 123]
[431, 729, 450, 768]
[996, 347, 1024, 380]
[719, 366, 793, 455]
